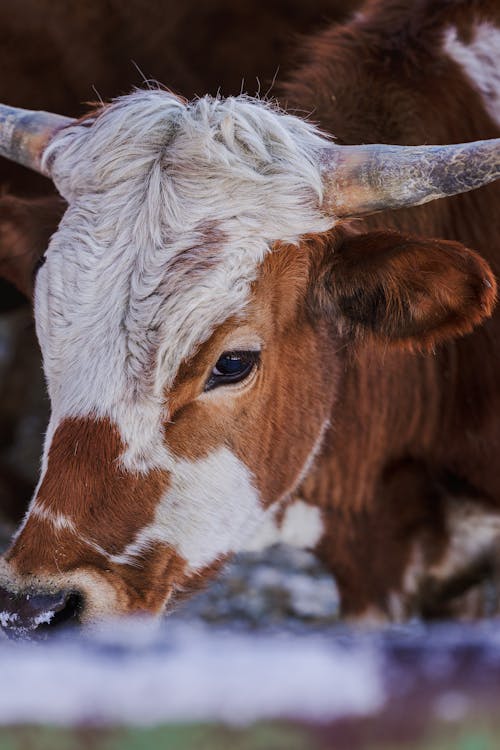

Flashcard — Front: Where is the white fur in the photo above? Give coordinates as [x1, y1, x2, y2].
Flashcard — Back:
[281, 500, 324, 548]
[429, 502, 500, 582]
[34, 92, 334, 473]
[444, 22, 500, 128]
[242, 499, 324, 552]
[390, 501, 500, 620]
[30, 505, 76, 533]
[110, 447, 266, 570]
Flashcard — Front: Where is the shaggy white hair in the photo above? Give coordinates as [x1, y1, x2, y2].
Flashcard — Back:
[36, 91, 335, 469]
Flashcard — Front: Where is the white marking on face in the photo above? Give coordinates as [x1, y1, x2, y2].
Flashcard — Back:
[242, 499, 324, 552]
[444, 22, 500, 127]
[34, 92, 335, 473]
[111, 447, 266, 570]
[30, 505, 76, 533]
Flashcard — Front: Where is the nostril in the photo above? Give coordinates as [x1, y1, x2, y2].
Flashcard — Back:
[0, 587, 84, 638]
[44, 592, 83, 630]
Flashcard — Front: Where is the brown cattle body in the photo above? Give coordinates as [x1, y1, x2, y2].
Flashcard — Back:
[281, 0, 500, 618]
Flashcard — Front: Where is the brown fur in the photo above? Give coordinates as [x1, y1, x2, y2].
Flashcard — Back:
[280, 0, 500, 617]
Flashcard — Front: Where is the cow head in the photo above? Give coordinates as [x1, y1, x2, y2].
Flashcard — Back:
[0, 91, 497, 632]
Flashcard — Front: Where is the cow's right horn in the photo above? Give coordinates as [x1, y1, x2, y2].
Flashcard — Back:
[0, 104, 74, 176]
[319, 139, 500, 218]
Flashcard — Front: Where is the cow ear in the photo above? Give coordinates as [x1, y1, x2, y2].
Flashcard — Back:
[314, 229, 497, 351]
[0, 194, 65, 299]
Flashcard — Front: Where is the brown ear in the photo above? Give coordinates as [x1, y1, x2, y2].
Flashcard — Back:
[0, 193, 65, 298]
[315, 229, 497, 351]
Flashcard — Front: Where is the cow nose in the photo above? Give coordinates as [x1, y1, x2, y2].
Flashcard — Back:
[0, 587, 82, 638]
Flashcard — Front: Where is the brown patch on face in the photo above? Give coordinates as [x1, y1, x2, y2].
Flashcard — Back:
[164, 242, 337, 506]
[116, 542, 188, 613]
[6, 417, 170, 591]
[229, 245, 336, 504]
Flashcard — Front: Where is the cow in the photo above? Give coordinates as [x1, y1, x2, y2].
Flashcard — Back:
[0, 0, 499, 632]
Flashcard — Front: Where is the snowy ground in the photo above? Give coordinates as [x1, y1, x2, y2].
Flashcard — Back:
[1, 612, 500, 747]
[0, 620, 383, 726]
[170, 544, 340, 628]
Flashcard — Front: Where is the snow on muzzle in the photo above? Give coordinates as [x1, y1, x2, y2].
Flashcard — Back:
[0, 588, 81, 639]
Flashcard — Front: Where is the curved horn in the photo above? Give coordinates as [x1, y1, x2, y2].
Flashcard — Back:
[319, 139, 500, 218]
[0, 104, 73, 176]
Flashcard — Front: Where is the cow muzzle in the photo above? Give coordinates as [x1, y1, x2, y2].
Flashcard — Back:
[0, 586, 83, 638]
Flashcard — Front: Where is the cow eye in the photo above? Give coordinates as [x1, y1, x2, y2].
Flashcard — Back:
[205, 351, 260, 391]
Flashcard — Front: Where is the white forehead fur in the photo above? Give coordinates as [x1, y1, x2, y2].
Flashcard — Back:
[36, 91, 334, 467]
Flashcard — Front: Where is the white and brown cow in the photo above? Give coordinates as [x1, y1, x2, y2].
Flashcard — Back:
[0, 0, 500, 631]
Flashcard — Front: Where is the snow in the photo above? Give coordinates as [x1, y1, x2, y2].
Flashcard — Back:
[0, 608, 55, 638]
[0, 611, 18, 628]
[171, 545, 341, 626]
[0, 621, 384, 726]
[1, 616, 500, 729]
[32, 610, 55, 627]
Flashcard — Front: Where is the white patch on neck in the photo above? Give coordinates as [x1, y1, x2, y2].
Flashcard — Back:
[35, 92, 335, 472]
[110, 447, 266, 570]
[242, 499, 324, 553]
[391, 500, 500, 620]
[444, 22, 500, 127]
[429, 502, 500, 582]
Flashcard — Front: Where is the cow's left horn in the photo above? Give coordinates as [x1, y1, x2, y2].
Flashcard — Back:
[319, 140, 500, 218]
[0, 104, 73, 176]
